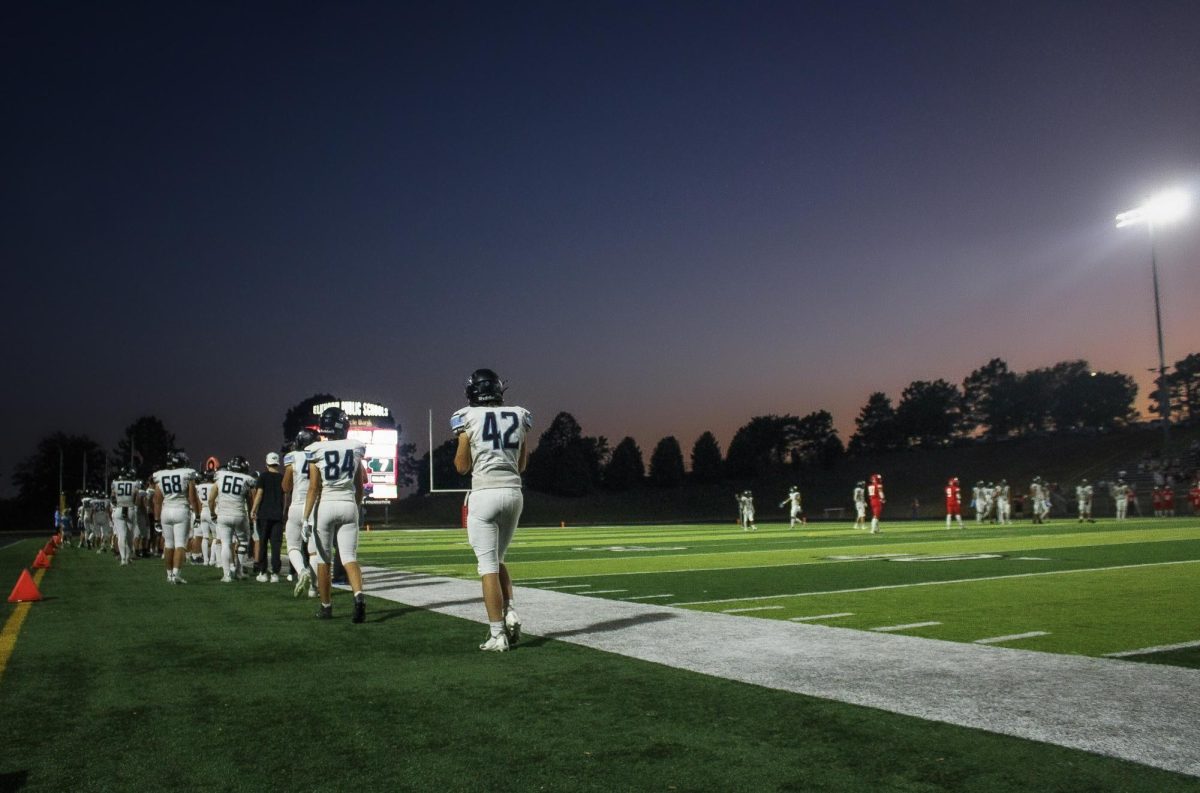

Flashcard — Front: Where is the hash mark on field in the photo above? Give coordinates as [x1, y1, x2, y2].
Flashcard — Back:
[974, 631, 1050, 644]
[670, 559, 1200, 606]
[1105, 639, 1200, 658]
[584, 589, 628, 594]
[518, 580, 558, 585]
[623, 594, 674, 600]
[871, 621, 942, 632]
[790, 612, 854, 621]
[722, 605, 785, 614]
[541, 584, 591, 589]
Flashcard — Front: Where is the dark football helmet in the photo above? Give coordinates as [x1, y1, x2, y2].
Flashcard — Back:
[119, 466, 137, 480]
[318, 407, 349, 440]
[465, 368, 506, 406]
[166, 450, 189, 469]
[227, 455, 250, 474]
[295, 428, 319, 450]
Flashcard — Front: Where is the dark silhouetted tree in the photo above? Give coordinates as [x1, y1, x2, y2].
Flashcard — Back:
[113, 416, 178, 480]
[1166, 352, 1200, 422]
[791, 410, 844, 468]
[848, 392, 900, 454]
[648, 436, 685, 487]
[604, 437, 645, 490]
[690, 432, 723, 483]
[525, 412, 606, 496]
[961, 358, 1011, 436]
[896, 379, 962, 447]
[416, 439, 469, 494]
[1050, 368, 1137, 430]
[283, 393, 338, 441]
[14, 433, 107, 507]
[725, 416, 801, 478]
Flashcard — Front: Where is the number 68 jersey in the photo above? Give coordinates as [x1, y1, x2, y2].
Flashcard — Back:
[450, 405, 532, 491]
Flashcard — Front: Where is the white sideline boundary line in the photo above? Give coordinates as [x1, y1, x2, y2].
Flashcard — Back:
[1105, 639, 1200, 658]
[670, 559, 1200, 606]
[721, 605, 785, 614]
[975, 631, 1050, 644]
[871, 621, 942, 632]
[354, 565, 1200, 778]
[790, 612, 853, 621]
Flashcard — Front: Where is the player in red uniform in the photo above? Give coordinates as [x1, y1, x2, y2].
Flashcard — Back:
[1162, 487, 1175, 517]
[867, 473, 885, 534]
[1151, 486, 1163, 517]
[945, 476, 963, 529]
[1189, 481, 1200, 515]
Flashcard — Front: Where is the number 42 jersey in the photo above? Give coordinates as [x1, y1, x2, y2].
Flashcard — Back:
[450, 405, 532, 491]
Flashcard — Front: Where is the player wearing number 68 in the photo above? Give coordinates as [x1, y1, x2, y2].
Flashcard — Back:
[452, 368, 532, 652]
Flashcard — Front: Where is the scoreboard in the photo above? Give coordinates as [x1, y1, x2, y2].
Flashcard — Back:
[312, 400, 399, 501]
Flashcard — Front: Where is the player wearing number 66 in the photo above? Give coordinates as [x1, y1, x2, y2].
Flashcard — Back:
[209, 457, 257, 582]
[452, 368, 532, 652]
[304, 407, 368, 623]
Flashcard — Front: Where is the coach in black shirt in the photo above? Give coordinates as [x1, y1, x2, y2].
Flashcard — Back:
[252, 452, 286, 582]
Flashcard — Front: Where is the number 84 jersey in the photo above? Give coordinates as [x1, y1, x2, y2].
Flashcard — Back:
[308, 438, 366, 503]
[451, 405, 532, 491]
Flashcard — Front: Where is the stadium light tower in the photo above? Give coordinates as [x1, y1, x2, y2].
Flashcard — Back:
[1115, 188, 1192, 448]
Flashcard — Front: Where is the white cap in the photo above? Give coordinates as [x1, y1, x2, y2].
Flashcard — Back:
[266, 452, 281, 466]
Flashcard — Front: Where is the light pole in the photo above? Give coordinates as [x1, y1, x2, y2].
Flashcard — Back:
[1115, 188, 1191, 449]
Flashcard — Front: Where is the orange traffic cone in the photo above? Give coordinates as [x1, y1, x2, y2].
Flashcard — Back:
[53, 534, 63, 547]
[7, 570, 42, 603]
[32, 550, 51, 569]
[44, 541, 57, 556]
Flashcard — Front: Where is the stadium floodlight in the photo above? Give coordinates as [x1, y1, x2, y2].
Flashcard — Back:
[1116, 187, 1192, 448]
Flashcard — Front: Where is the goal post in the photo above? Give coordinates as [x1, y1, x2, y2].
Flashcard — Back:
[427, 409, 470, 494]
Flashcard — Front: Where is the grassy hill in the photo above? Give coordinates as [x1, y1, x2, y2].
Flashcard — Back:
[372, 423, 1200, 528]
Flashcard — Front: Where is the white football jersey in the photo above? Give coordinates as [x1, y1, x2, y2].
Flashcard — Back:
[853, 486, 865, 505]
[111, 479, 139, 508]
[284, 449, 314, 507]
[450, 405, 532, 491]
[308, 438, 366, 503]
[195, 481, 214, 515]
[154, 468, 197, 507]
[213, 470, 257, 516]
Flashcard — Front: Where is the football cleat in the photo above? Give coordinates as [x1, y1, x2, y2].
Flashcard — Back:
[317, 604, 333, 620]
[352, 594, 366, 624]
[293, 568, 312, 598]
[479, 633, 510, 652]
[504, 608, 521, 645]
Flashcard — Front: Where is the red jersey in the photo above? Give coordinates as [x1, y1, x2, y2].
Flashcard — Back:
[1163, 489, 1175, 508]
[1152, 488, 1163, 510]
[945, 483, 961, 514]
[1189, 486, 1200, 509]
[868, 482, 884, 502]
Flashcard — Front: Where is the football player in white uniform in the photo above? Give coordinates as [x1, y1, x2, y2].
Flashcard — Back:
[452, 369, 532, 651]
[779, 486, 804, 529]
[153, 451, 202, 583]
[283, 429, 318, 598]
[209, 457, 257, 582]
[304, 407, 368, 622]
[1076, 479, 1095, 523]
[1029, 477, 1049, 524]
[92, 493, 113, 555]
[111, 468, 140, 565]
[994, 480, 1011, 525]
[853, 482, 866, 529]
[194, 470, 216, 566]
[737, 490, 757, 531]
[1111, 479, 1130, 520]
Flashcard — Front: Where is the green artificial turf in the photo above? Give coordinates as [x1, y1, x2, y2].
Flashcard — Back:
[2, 538, 1198, 792]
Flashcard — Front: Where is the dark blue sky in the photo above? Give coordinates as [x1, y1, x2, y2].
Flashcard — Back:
[4, 1, 1199, 496]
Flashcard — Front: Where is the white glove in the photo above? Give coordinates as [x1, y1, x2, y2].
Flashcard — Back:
[302, 520, 313, 542]
[192, 517, 200, 530]
[154, 520, 163, 534]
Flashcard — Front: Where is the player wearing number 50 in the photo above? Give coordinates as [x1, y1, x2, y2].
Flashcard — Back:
[452, 369, 532, 652]
[303, 407, 368, 623]
[153, 451, 202, 584]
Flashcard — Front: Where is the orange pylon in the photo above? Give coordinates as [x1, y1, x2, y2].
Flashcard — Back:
[32, 550, 51, 569]
[7, 570, 42, 602]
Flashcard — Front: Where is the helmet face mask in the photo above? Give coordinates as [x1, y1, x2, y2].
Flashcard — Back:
[318, 407, 350, 440]
[227, 456, 249, 474]
[466, 368, 507, 406]
[166, 451, 189, 469]
[295, 428, 318, 450]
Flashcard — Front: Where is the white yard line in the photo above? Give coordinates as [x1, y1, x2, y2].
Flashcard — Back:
[789, 612, 854, 621]
[721, 605, 785, 614]
[540, 584, 591, 589]
[669, 559, 1200, 606]
[583, 589, 628, 594]
[1105, 639, 1200, 658]
[974, 631, 1050, 644]
[871, 621, 942, 632]
[622, 594, 674, 600]
[355, 565, 1200, 778]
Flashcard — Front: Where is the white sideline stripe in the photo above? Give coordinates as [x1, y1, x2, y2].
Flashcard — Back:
[721, 605, 785, 614]
[670, 559, 1200, 606]
[974, 631, 1050, 645]
[872, 621, 942, 632]
[1105, 639, 1200, 658]
[584, 589, 628, 594]
[622, 594, 674, 600]
[790, 612, 854, 621]
[541, 584, 591, 589]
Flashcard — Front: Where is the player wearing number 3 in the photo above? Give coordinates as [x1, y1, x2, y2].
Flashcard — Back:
[452, 368, 532, 652]
[304, 407, 368, 622]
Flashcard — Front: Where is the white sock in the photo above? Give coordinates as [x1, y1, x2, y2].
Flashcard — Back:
[288, 549, 306, 575]
[489, 621, 504, 638]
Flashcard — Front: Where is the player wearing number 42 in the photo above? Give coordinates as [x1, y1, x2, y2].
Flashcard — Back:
[452, 368, 532, 652]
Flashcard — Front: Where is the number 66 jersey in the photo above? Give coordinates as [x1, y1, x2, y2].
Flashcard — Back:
[450, 405, 532, 490]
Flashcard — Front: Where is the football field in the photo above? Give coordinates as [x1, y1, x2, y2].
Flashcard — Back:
[1, 517, 1199, 792]
[359, 517, 1200, 663]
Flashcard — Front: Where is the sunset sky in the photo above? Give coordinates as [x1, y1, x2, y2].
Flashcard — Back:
[4, 1, 1199, 495]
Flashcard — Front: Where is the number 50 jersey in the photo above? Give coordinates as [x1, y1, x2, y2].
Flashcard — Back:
[450, 405, 532, 491]
[308, 438, 366, 503]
